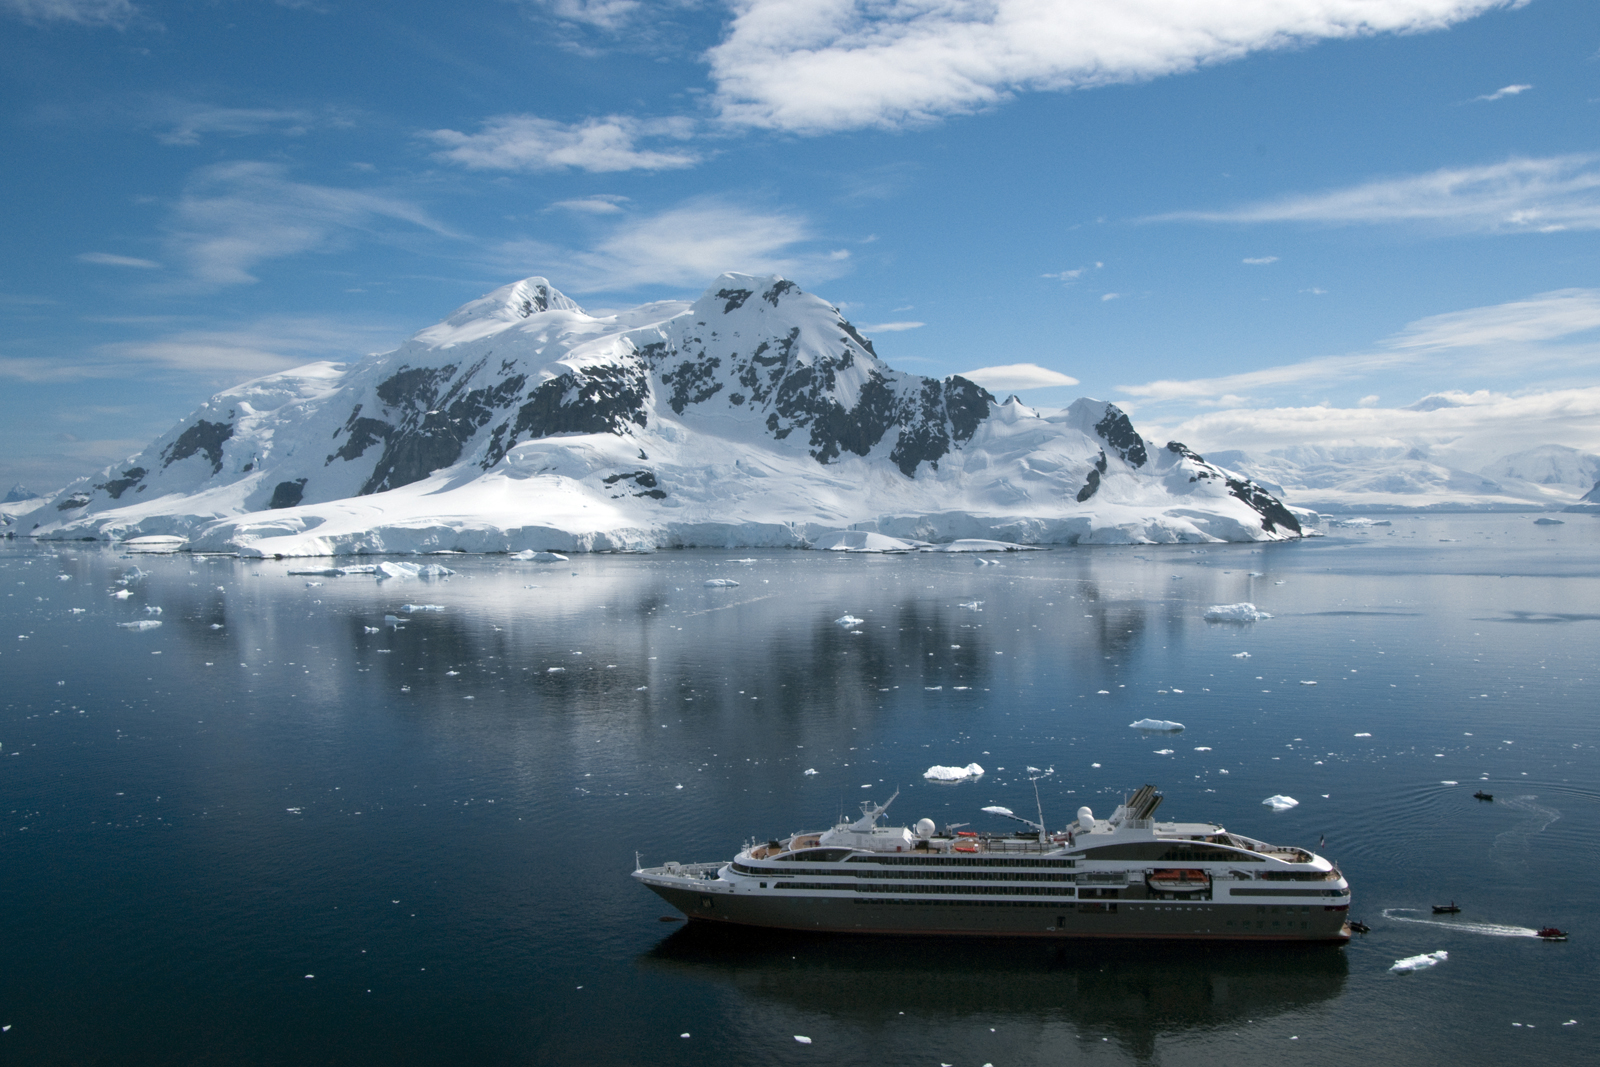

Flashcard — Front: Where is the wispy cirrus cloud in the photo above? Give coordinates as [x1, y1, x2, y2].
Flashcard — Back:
[1148, 154, 1600, 234]
[1120, 288, 1600, 403]
[858, 320, 924, 332]
[707, 0, 1520, 132]
[1474, 83, 1531, 102]
[1, 0, 136, 27]
[550, 195, 631, 214]
[78, 252, 162, 269]
[1243, 255, 1279, 265]
[146, 100, 343, 146]
[494, 198, 852, 292]
[960, 363, 1079, 390]
[166, 162, 452, 288]
[427, 114, 697, 173]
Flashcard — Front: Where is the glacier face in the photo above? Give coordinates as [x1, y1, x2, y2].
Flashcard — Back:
[22, 274, 1301, 556]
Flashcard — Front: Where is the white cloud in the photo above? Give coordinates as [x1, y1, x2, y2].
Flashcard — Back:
[94, 316, 394, 377]
[495, 199, 851, 291]
[959, 363, 1079, 390]
[1474, 83, 1532, 102]
[428, 114, 697, 173]
[530, 0, 640, 30]
[1120, 288, 1600, 402]
[147, 101, 334, 146]
[1243, 255, 1279, 264]
[78, 252, 161, 269]
[707, 0, 1518, 132]
[1, 0, 136, 27]
[1101, 292, 1120, 302]
[1151, 154, 1600, 233]
[858, 320, 924, 332]
[551, 195, 631, 214]
[166, 162, 452, 288]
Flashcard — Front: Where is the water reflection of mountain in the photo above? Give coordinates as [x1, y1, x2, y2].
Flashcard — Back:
[641, 924, 1347, 1060]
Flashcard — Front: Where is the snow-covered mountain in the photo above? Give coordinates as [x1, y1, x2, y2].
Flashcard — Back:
[1208, 443, 1600, 513]
[22, 274, 1301, 556]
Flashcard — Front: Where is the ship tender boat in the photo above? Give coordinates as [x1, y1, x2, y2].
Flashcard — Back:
[634, 783, 1352, 941]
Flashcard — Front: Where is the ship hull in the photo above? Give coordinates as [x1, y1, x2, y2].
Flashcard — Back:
[639, 878, 1349, 942]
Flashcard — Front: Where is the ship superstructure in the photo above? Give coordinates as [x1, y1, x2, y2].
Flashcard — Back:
[634, 784, 1351, 940]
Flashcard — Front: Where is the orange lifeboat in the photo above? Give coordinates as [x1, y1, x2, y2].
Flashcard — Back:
[1147, 868, 1211, 894]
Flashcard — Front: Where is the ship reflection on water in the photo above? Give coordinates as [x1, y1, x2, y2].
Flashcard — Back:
[642, 923, 1347, 1057]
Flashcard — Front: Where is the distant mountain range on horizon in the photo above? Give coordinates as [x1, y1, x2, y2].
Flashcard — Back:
[5, 274, 1596, 554]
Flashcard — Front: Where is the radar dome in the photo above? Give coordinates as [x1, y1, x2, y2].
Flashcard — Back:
[915, 818, 936, 838]
[1077, 806, 1095, 828]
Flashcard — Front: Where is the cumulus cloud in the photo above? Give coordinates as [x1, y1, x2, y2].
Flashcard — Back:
[78, 252, 161, 269]
[1150, 154, 1600, 233]
[707, 0, 1517, 132]
[959, 363, 1079, 390]
[1, 0, 136, 27]
[528, 0, 640, 30]
[1474, 83, 1531, 101]
[428, 114, 697, 173]
[494, 199, 851, 291]
[1120, 288, 1600, 402]
[166, 162, 452, 288]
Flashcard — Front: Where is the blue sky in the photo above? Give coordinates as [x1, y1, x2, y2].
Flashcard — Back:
[2, 0, 1598, 492]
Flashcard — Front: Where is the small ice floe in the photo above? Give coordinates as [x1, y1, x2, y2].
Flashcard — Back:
[1262, 795, 1299, 811]
[547, 667, 566, 673]
[1154, 748, 1174, 755]
[813, 530, 925, 553]
[1204, 603, 1272, 623]
[401, 604, 444, 612]
[1441, 781, 1458, 786]
[445, 670, 460, 676]
[924, 763, 985, 782]
[1232, 651, 1251, 658]
[1194, 746, 1212, 751]
[1354, 732, 1372, 737]
[57, 574, 71, 581]
[117, 620, 162, 631]
[1533, 517, 1564, 526]
[1300, 680, 1317, 686]
[144, 606, 162, 615]
[922, 538, 1039, 553]
[1331, 517, 1391, 528]
[70, 607, 86, 614]
[112, 590, 133, 599]
[958, 600, 984, 610]
[376, 561, 454, 579]
[1248, 571, 1264, 577]
[835, 614, 864, 628]
[803, 768, 818, 776]
[209, 623, 223, 629]
[1129, 718, 1184, 732]
[973, 558, 998, 566]
[305, 581, 323, 588]
[510, 550, 568, 563]
[364, 626, 380, 633]
[1390, 950, 1447, 973]
[704, 579, 740, 588]
[1097, 689, 1110, 695]
[793, 1036, 812, 1045]
[383, 614, 404, 628]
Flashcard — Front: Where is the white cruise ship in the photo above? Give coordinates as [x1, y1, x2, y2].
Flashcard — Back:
[634, 784, 1352, 940]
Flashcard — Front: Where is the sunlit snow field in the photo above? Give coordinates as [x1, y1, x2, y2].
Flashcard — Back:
[2, 514, 1597, 1066]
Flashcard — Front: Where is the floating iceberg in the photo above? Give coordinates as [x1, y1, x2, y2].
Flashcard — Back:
[1390, 951, 1447, 973]
[1129, 718, 1184, 731]
[803, 768, 818, 776]
[401, 604, 444, 612]
[289, 564, 380, 576]
[117, 620, 162, 631]
[834, 614, 864, 628]
[1262, 795, 1299, 811]
[921, 539, 1040, 553]
[924, 763, 985, 782]
[375, 560, 454, 579]
[510, 550, 568, 562]
[1204, 603, 1272, 622]
[704, 578, 740, 588]
[811, 530, 926, 553]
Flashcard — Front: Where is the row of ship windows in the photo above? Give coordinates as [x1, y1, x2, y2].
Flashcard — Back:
[735, 863, 1079, 880]
[846, 856, 1077, 868]
[770, 882, 1080, 896]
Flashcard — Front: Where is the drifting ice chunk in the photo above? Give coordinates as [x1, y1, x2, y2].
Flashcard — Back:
[401, 604, 444, 612]
[117, 620, 162, 631]
[364, 626, 381, 633]
[144, 606, 162, 615]
[376, 561, 455, 580]
[812, 530, 924, 552]
[1262, 795, 1299, 811]
[1130, 718, 1184, 731]
[112, 590, 133, 599]
[1390, 951, 1447, 973]
[924, 763, 985, 782]
[383, 614, 404, 627]
[974, 558, 999, 566]
[921, 539, 1038, 553]
[803, 768, 818, 776]
[835, 614, 864, 628]
[1204, 603, 1272, 622]
[704, 579, 740, 588]
[794, 1036, 812, 1045]
[510, 550, 568, 562]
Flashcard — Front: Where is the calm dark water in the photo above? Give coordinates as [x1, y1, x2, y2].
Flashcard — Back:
[2, 515, 1597, 1065]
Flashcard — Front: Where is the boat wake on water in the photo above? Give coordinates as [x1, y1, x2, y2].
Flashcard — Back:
[1381, 909, 1540, 938]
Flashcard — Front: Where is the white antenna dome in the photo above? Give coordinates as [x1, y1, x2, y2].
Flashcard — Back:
[1077, 805, 1095, 829]
[915, 818, 936, 838]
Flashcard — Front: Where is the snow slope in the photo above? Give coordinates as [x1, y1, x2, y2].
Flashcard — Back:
[22, 275, 1301, 556]
[1208, 444, 1600, 513]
